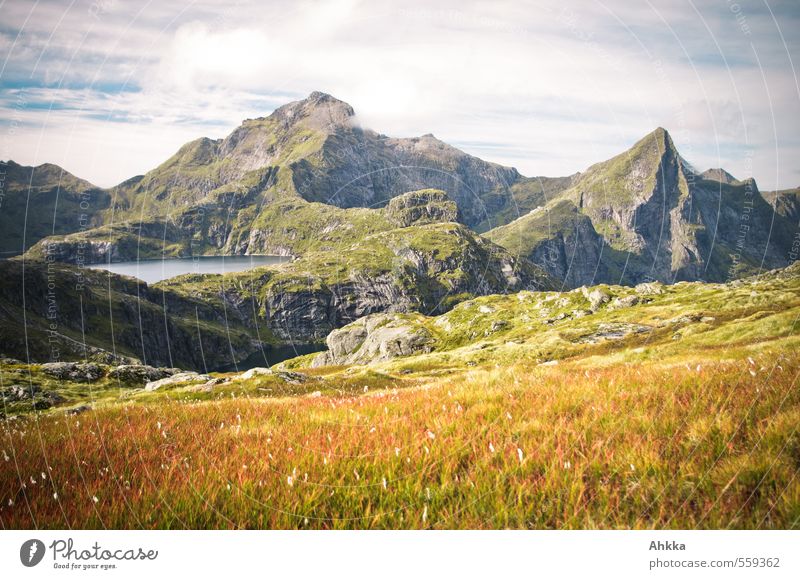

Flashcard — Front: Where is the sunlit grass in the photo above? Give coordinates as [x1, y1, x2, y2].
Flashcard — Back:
[2, 349, 797, 529]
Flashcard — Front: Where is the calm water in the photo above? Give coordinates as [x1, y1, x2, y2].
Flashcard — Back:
[214, 344, 327, 372]
[88, 255, 289, 284]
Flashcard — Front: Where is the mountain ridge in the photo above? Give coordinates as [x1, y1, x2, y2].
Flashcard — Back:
[4, 92, 797, 291]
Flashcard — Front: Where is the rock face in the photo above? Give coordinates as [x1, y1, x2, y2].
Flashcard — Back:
[487, 128, 798, 288]
[312, 313, 433, 367]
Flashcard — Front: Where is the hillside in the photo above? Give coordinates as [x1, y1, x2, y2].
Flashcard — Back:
[2, 262, 798, 529]
[0, 160, 110, 256]
[1, 190, 552, 366]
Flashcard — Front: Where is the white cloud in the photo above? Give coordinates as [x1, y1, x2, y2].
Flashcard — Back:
[1, 0, 798, 189]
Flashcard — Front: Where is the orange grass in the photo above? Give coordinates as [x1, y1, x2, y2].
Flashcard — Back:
[1, 353, 799, 529]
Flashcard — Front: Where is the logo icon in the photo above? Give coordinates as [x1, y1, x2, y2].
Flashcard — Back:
[20, 539, 46, 567]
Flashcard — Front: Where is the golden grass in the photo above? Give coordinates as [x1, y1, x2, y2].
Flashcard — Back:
[2, 350, 798, 529]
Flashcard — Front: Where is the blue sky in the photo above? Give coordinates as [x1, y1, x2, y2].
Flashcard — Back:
[1, 0, 798, 190]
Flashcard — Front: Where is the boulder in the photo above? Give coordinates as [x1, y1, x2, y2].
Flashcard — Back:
[145, 371, 210, 391]
[312, 313, 433, 367]
[583, 288, 610, 311]
[234, 367, 273, 381]
[635, 282, 664, 295]
[609, 295, 640, 310]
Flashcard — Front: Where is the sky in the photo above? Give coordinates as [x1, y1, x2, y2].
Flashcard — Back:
[1, 0, 799, 190]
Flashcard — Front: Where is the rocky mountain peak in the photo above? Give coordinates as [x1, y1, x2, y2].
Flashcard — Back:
[270, 91, 356, 131]
[700, 167, 739, 184]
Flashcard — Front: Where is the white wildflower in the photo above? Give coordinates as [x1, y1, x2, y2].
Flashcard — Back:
[489, 442, 495, 453]
[287, 476, 294, 487]
[92, 496, 99, 503]
[422, 505, 428, 523]
[427, 430, 436, 440]
[517, 448, 524, 463]
[564, 460, 571, 469]
[382, 477, 387, 490]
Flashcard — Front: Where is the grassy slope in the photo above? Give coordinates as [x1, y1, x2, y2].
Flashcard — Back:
[1, 264, 798, 529]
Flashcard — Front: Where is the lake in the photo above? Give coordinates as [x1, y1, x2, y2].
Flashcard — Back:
[88, 255, 289, 284]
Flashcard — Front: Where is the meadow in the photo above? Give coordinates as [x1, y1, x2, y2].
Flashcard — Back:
[2, 349, 798, 529]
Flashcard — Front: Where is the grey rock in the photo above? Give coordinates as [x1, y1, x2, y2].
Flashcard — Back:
[609, 295, 640, 310]
[312, 313, 433, 367]
[580, 323, 652, 344]
[584, 288, 610, 311]
[234, 367, 273, 381]
[145, 371, 210, 391]
[109, 364, 175, 384]
[41, 362, 105, 382]
[635, 282, 664, 295]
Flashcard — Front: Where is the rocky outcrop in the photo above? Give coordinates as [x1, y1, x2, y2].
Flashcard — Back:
[385, 189, 459, 227]
[108, 364, 179, 384]
[312, 313, 433, 367]
[40, 362, 105, 382]
[158, 222, 554, 344]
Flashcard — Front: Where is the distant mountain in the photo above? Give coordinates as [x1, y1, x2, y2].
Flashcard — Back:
[486, 128, 797, 287]
[762, 186, 800, 223]
[699, 167, 739, 185]
[0, 160, 110, 255]
[7, 93, 798, 291]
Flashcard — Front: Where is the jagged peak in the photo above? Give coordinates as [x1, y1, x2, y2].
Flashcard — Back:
[700, 167, 739, 184]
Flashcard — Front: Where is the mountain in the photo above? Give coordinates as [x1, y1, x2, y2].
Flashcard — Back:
[8, 94, 797, 291]
[23, 92, 529, 264]
[0, 160, 110, 256]
[486, 128, 797, 287]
